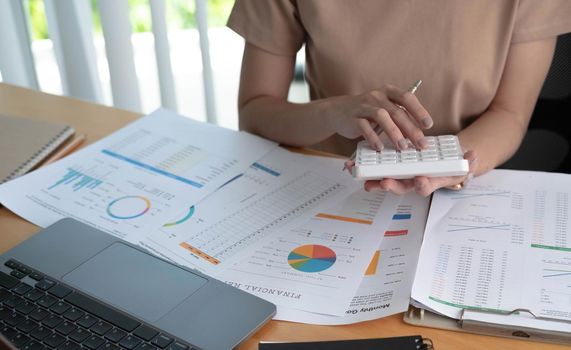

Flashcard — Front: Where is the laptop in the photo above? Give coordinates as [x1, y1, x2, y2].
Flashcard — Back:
[0, 218, 276, 350]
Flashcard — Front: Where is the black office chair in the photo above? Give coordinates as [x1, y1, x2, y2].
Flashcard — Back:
[501, 33, 571, 173]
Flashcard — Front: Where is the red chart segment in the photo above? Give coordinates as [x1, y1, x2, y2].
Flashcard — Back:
[288, 244, 336, 273]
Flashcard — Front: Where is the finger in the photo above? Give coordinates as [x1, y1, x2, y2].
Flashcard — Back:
[386, 84, 433, 129]
[365, 178, 415, 195]
[356, 118, 383, 151]
[344, 160, 355, 173]
[367, 107, 407, 151]
[384, 102, 428, 150]
[415, 174, 468, 196]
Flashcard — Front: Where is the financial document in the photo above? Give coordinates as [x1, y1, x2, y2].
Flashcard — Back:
[412, 170, 571, 324]
[146, 150, 365, 274]
[217, 187, 402, 316]
[0, 108, 276, 243]
[275, 193, 429, 323]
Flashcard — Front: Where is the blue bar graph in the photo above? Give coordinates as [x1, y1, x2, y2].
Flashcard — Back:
[48, 168, 103, 192]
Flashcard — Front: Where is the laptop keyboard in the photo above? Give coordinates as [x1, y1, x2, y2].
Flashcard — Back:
[0, 259, 199, 350]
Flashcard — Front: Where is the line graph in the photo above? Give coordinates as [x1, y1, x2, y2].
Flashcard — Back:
[447, 224, 510, 232]
[543, 269, 571, 278]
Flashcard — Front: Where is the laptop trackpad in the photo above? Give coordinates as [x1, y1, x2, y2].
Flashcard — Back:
[62, 242, 207, 323]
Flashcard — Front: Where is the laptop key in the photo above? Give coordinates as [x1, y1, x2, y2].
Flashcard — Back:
[41, 314, 63, 328]
[11, 332, 31, 348]
[151, 335, 173, 348]
[43, 332, 66, 348]
[84, 334, 106, 349]
[167, 342, 188, 350]
[23, 288, 45, 302]
[15, 301, 37, 314]
[119, 335, 142, 349]
[101, 343, 121, 350]
[0, 307, 11, 321]
[35, 279, 55, 291]
[63, 308, 85, 322]
[13, 282, 33, 295]
[29, 308, 50, 322]
[22, 339, 45, 350]
[0, 271, 20, 289]
[4, 312, 26, 327]
[133, 325, 159, 341]
[55, 320, 77, 335]
[29, 272, 44, 281]
[16, 319, 39, 333]
[15, 265, 32, 276]
[10, 270, 26, 279]
[105, 327, 127, 343]
[30, 325, 52, 340]
[4, 295, 24, 308]
[59, 340, 81, 350]
[50, 301, 72, 315]
[48, 284, 72, 298]
[5, 259, 21, 270]
[68, 327, 91, 343]
[77, 314, 98, 328]
[37, 294, 58, 308]
[1, 325, 18, 340]
[65, 292, 140, 332]
[135, 344, 159, 350]
[91, 320, 112, 335]
[0, 288, 11, 301]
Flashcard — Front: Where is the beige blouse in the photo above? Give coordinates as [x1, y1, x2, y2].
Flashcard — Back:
[228, 0, 571, 156]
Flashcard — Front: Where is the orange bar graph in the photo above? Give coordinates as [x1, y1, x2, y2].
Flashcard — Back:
[316, 213, 373, 225]
[365, 250, 381, 276]
[179, 242, 220, 265]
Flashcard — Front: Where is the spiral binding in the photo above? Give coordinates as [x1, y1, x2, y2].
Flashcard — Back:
[1, 126, 75, 184]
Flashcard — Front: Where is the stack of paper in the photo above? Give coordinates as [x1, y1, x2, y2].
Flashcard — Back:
[0, 108, 429, 325]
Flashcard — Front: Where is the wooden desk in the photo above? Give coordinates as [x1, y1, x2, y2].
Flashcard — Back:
[0, 83, 567, 350]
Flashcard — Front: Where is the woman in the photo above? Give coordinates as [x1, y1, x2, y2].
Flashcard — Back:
[227, 1, 571, 196]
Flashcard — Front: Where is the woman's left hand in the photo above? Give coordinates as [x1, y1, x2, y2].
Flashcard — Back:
[345, 150, 477, 197]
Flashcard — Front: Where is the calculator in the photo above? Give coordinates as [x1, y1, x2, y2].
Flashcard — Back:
[351, 135, 469, 180]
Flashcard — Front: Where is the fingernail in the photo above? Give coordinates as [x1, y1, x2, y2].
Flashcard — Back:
[398, 139, 408, 150]
[418, 137, 429, 149]
[422, 116, 433, 128]
[376, 142, 384, 152]
[469, 157, 477, 165]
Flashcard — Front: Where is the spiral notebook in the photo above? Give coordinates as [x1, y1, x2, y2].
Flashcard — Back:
[0, 114, 75, 184]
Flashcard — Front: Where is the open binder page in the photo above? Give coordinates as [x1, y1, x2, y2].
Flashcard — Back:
[411, 169, 571, 325]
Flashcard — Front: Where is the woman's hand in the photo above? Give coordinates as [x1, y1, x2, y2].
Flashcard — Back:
[325, 84, 433, 151]
[344, 150, 478, 197]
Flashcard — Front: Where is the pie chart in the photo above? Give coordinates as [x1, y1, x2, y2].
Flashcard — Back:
[287, 244, 336, 273]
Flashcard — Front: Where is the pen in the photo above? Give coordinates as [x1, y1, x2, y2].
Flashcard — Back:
[343, 79, 423, 171]
[41, 133, 87, 166]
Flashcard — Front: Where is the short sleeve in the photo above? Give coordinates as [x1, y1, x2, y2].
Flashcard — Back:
[512, 0, 571, 43]
[227, 0, 305, 56]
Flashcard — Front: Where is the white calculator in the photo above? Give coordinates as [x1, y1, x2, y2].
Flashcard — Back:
[352, 135, 469, 180]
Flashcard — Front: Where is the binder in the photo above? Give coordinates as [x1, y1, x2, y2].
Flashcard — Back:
[259, 335, 434, 350]
[0, 114, 75, 184]
[403, 304, 571, 346]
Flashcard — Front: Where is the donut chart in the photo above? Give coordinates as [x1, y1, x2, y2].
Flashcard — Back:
[106, 195, 151, 220]
[287, 244, 336, 273]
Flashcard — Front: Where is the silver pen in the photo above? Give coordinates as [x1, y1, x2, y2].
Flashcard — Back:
[343, 79, 423, 171]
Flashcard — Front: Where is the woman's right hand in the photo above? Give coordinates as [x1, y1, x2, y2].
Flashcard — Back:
[324, 84, 433, 151]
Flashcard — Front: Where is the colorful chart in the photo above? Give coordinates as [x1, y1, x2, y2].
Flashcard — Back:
[163, 206, 195, 227]
[106, 195, 151, 219]
[48, 168, 103, 192]
[287, 245, 336, 273]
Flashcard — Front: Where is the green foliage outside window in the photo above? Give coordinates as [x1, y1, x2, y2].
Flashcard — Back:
[27, 0, 235, 41]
